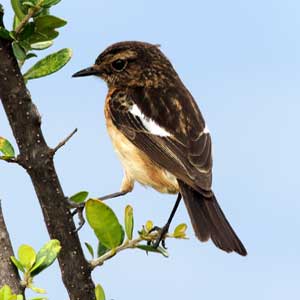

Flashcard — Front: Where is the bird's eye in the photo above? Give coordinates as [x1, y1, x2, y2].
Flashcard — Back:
[111, 59, 127, 72]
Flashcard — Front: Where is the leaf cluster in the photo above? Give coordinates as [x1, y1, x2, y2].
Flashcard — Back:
[0, 285, 23, 300]
[67, 193, 188, 299]
[0, 0, 72, 80]
[0, 285, 47, 300]
[68, 193, 188, 261]
[10, 240, 61, 297]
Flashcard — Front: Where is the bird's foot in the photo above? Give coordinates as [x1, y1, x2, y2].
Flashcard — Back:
[66, 198, 86, 232]
[148, 224, 169, 249]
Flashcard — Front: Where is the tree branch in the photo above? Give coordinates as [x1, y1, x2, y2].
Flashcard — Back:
[0, 200, 24, 296]
[90, 237, 143, 269]
[14, 0, 43, 34]
[0, 10, 95, 300]
[90, 231, 182, 269]
[51, 128, 78, 155]
[0, 156, 20, 164]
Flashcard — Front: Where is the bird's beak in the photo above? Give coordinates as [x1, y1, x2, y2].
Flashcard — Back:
[72, 66, 99, 77]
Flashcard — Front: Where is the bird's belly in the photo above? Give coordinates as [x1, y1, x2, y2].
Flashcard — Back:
[106, 117, 179, 194]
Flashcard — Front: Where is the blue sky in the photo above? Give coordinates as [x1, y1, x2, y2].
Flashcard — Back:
[1, 0, 300, 299]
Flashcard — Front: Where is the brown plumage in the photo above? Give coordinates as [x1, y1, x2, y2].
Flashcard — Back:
[73, 41, 247, 256]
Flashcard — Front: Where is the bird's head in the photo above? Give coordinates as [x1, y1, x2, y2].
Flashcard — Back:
[72, 41, 178, 88]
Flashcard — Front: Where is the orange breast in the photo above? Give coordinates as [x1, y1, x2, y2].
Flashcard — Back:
[104, 91, 179, 194]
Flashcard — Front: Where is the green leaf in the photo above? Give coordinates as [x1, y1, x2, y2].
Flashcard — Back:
[12, 42, 26, 62]
[26, 52, 38, 59]
[42, 0, 62, 8]
[30, 239, 61, 276]
[10, 256, 25, 272]
[86, 199, 124, 249]
[70, 191, 89, 204]
[9, 31, 17, 41]
[30, 40, 53, 50]
[23, 16, 66, 46]
[23, 48, 72, 80]
[19, 40, 31, 52]
[28, 286, 46, 294]
[37, 8, 50, 16]
[137, 245, 169, 258]
[124, 205, 134, 240]
[21, 0, 38, 6]
[30, 297, 47, 300]
[25, 29, 58, 44]
[0, 285, 12, 300]
[13, 15, 21, 31]
[18, 245, 36, 270]
[7, 294, 23, 300]
[0, 137, 15, 157]
[11, 0, 26, 20]
[97, 241, 108, 257]
[173, 223, 188, 238]
[95, 284, 106, 300]
[22, 1, 36, 7]
[84, 242, 94, 258]
[35, 15, 67, 31]
[0, 27, 12, 40]
[145, 220, 153, 232]
[19, 22, 35, 41]
[29, 256, 46, 274]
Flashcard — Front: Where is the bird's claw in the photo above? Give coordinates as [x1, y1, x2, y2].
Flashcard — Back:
[149, 225, 169, 249]
[66, 198, 86, 232]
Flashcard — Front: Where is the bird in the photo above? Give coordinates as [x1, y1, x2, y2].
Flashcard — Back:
[73, 41, 247, 256]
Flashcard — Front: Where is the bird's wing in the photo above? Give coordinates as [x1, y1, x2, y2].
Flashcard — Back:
[108, 87, 213, 194]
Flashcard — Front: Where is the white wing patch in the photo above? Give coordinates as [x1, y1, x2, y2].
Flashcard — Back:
[203, 125, 210, 134]
[130, 104, 171, 137]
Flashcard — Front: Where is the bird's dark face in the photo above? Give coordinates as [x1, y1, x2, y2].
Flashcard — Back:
[73, 41, 178, 88]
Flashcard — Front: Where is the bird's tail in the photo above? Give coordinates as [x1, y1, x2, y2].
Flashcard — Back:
[178, 180, 247, 256]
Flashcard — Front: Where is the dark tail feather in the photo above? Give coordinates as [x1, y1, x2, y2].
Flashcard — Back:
[178, 180, 247, 256]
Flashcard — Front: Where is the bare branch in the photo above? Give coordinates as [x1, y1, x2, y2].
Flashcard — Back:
[51, 128, 78, 155]
[90, 230, 185, 269]
[90, 237, 143, 269]
[0, 157, 19, 164]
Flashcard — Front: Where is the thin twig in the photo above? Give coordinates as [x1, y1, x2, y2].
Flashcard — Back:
[0, 156, 19, 163]
[15, 0, 45, 34]
[90, 237, 143, 269]
[15, 8, 36, 34]
[90, 231, 174, 269]
[51, 128, 78, 155]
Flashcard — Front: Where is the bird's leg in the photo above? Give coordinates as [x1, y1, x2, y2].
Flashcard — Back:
[69, 175, 133, 231]
[99, 172, 133, 200]
[98, 191, 128, 201]
[150, 193, 182, 249]
[67, 191, 128, 232]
